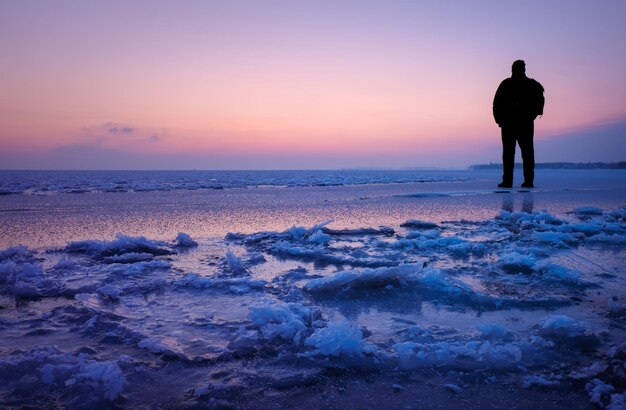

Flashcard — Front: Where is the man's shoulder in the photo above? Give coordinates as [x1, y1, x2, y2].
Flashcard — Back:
[497, 78, 513, 89]
[527, 77, 544, 91]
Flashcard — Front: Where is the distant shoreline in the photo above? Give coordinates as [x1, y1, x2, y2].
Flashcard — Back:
[469, 162, 626, 170]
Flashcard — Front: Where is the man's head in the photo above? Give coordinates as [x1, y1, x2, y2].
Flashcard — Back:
[512, 60, 526, 75]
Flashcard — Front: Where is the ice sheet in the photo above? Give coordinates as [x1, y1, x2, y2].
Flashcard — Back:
[0, 169, 624, 408]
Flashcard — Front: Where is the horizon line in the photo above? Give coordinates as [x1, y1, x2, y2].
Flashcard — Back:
[1, 161, 625, 173]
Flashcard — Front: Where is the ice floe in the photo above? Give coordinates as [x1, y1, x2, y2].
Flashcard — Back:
[66, 234, 173, 259]
[303, 321, 376, 359]
[175, 232, 198, 248]
[249, 303, 320, 345]
[0, 347, 125, 405]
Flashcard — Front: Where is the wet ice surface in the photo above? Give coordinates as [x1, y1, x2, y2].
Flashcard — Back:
[0, 169, 625, 409]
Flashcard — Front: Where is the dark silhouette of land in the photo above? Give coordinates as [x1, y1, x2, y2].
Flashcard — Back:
[493, 60, 545, 188]
[469, 161, 626, 170]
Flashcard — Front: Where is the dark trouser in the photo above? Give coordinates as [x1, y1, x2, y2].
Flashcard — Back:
[501, 121, 534, 185]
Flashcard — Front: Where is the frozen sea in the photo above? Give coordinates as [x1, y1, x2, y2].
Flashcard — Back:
[0, 169, 625, 409]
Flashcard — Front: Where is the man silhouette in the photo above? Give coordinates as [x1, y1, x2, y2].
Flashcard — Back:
[493, 60, 544, 188]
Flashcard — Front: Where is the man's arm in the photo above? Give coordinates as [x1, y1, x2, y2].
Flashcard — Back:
[493, 80, 507, 126]
[535, 81, 545, 117]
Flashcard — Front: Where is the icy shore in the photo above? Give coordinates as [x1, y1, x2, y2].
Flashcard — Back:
[1, 202, 624, 408]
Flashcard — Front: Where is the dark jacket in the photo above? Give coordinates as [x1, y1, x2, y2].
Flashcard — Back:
[493, 74, 544, 127]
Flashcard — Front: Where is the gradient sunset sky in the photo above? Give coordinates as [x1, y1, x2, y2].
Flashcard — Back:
[1, 0, 625, 169]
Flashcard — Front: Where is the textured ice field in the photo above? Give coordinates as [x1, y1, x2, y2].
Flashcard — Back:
[0, 169, 469, 195]
[0, 169, 625, 409]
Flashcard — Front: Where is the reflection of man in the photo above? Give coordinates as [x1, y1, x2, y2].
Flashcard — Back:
[500, 192, 534, 214]
[521, 192, 534, 214]
[493, 60, 544, 188]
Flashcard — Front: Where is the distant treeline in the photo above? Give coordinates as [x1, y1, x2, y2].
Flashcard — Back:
[469, 162, 626, 170]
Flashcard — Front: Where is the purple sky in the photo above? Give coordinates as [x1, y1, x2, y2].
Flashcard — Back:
[1, 0, 625, 169]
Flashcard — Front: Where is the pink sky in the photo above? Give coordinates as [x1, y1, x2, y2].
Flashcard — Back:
[1, 1, 625, 169]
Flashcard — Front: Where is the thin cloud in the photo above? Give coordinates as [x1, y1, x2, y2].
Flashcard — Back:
[141, 134, 161, 143]
[108, 126, 135, 134]
[73, 122, 166, 148]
